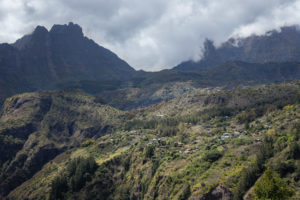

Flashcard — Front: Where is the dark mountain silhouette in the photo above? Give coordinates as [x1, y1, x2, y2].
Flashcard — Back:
[174, 26, 300, 70]
[1, 23, 300, 110]
[0, 22, 135, 104]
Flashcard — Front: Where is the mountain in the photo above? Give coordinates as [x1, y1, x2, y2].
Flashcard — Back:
[174, 26, 300, 70]
[1, 81, 300, 199]
[1, 22, 300, 200]
[0, 22, 135, 105]
[1, 23, 300, 111]
[101, 61, 300, 109]
[0, 89, 126, 197]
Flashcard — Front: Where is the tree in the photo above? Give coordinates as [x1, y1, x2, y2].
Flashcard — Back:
[145, 145, 155, 158]
[254, 168, 293, 200]
[49, 176, 68, 200]
[178, 184, 191, 200]
[288, 141, 300, 159]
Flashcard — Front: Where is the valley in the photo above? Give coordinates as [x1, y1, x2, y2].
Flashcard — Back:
[1, 81, 300, 199]
[0, 23, 300, 199]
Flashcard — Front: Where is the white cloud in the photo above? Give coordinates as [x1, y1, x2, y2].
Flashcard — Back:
[0, 0, 299, 71]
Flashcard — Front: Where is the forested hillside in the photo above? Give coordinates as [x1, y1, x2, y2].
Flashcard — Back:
[1, 81, 300, 199]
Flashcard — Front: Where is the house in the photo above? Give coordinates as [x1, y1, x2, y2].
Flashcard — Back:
[223, 133, 232, 137]
[234, 131, 240, 135]
[220, 136, 229, 140]
[177, 142, 184, 147]
[220, 132, 232, 141]
[255, 138, 262, 142]
[184, 149, 191, 154]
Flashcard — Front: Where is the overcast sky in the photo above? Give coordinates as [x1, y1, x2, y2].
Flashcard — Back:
[1, 0, 300, 71]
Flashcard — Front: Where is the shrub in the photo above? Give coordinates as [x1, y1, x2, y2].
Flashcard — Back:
[234, 137, 274, 200]
[283, 105, 293, 110]
[203, 150, 223, 163]
[123, 156, 131, 171]
[157, 125, 178, 136]
[145, 145, 155, 158]
[233, 137, 252, 146]
[178, 184, 191, 200]
[222, 161, 231, 167]
[50, 156, 98, 199]
[151, 160, 160, 176]
[288, 141, 300, 159]
[49, 176, 68, 200]
[254, 168, 293, 200]
[237, 110, 257, 124]
[274, 136, 288, 152]
[69, 157, 98, 191]
[273, 160, 295, 177]
[81, 139, 95, 147]
[291, 121, 300, 140]
[294, 163, 300, 181]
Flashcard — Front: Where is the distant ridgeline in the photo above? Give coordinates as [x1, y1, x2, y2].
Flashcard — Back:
[1, 23, 300, 109]
[174, 26, 300, 70]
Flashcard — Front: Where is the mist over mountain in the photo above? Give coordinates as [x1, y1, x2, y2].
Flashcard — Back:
[174, 26, 300, 70]
[1, 23, 300, 111]
[1, 21, 300, 200]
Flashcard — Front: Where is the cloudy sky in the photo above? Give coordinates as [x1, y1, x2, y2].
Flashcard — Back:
[1, 0, 300, 71]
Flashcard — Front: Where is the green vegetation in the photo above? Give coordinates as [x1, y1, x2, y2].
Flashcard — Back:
[81, 139, 96, 147]
[234, 136, 274, 200]
[0, 90, 125, 197]
[50, 157, 98, 200]
[254, 168, 293, 200]
[203, 150, 223, 163]
[2, 22, 300, 199]
[2, 81, 300, 200]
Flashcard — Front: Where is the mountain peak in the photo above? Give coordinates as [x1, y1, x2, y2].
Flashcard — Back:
[203, 39, 216, 58]
[174, 25, 300, 70]
[280, 25, 300, 33]
[50, 22, 83, 37]
[33, 25, 48, 35]
[13, 26, 49, 50]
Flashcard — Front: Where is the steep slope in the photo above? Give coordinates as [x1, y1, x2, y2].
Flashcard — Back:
[139, 81, 300, 118]
[101, 61, 300, 109]
[175, 26, 300, 70]
[1, 23, 300, 111]
[5, 81, 300, 200]
[13, 22, 135, 84]
[0, 90, 125, 197]
[0, 22, 135, 105]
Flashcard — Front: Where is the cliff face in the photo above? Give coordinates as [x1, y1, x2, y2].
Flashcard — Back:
[0, 22, 136, 105]
[14, 22, 135, 85]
